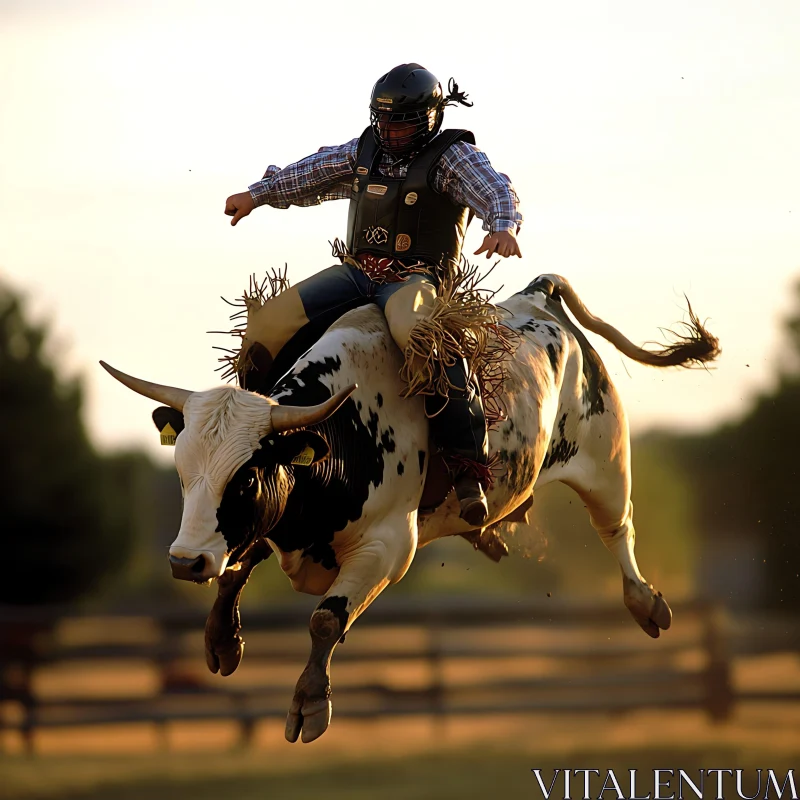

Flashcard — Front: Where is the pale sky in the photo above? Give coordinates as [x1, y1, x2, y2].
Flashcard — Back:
[1, 0, 799, 464]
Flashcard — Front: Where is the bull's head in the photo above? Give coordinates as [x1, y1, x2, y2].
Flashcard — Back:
[100, 362, 355, 583]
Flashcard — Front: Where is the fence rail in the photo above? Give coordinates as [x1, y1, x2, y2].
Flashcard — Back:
[1, 597, 797, 751]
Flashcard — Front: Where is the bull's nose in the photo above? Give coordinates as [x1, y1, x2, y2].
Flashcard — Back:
[169, 554, 209, 582]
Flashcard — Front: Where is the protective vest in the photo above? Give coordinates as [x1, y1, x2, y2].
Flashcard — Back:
[345, 128, 476, 267]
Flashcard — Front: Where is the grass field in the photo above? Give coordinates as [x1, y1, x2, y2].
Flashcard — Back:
[2, 704, 798, 800]
[3, 748, 797, 800]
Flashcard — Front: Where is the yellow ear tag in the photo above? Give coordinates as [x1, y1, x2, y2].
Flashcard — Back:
[291, 446, 315, 467]
[160, 423, 177, 447]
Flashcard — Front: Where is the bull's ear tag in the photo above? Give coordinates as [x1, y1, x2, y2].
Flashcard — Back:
[291, 446, 315, 467]
[160, 423, 177, 447]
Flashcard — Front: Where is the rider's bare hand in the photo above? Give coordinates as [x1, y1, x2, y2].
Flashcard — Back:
[225, 192, 255, 226]
[474, 231, 522, 259]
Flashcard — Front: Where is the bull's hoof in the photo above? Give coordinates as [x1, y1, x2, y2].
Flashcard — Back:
[623, 578, 673, 638]
[461, 529, 509, 562]
[481, 531, 509, 562]
[285, 697, 332, 744]
[205, 635, 245, 676]
[285, 662, 333, 744]
[651, 593, 673, 631]
[474, 530, 509, 563]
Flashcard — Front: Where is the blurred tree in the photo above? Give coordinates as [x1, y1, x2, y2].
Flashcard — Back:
[674, 278, 800, 611]
[0, 284, 138, 605]
[783, 277, 800, 375]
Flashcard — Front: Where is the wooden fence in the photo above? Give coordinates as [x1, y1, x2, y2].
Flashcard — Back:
[0, 597, 796, 751]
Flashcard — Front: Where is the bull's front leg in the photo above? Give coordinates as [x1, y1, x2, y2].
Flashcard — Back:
[286, 521, 415, 744]
[205, 537, 273, 676]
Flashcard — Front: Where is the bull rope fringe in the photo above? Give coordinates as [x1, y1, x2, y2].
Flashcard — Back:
[401, 258, 521, 428]
[209, 267, 291, 382]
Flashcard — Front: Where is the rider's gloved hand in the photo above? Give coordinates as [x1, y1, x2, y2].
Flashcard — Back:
[474, 230, 522, 259]
[225, 192, 255, 226]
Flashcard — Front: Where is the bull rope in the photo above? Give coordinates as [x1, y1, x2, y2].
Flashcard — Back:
[400, 259, 520, 428]
[211, 261, 520, 427]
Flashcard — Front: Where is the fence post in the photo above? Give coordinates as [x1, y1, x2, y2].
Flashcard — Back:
[237, 697, 256, 749]
[154, 615, 178, 751]
[0, 616, 57, 755]
[703, 603, 733, 722]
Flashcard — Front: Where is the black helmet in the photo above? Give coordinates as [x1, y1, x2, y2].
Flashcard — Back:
[369, 64, 446, 155]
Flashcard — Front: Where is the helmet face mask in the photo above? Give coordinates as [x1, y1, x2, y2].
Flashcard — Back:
[369, 64, 445, 156]
[369, 107, 442, 155]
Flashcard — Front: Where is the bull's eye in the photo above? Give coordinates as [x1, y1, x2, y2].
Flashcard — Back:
[239, 474, 256, 497]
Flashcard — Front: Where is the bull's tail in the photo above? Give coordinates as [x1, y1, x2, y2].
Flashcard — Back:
[527, 274, 720, 368]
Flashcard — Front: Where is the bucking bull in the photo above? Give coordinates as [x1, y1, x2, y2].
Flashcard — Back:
[101, 273, 718, 743]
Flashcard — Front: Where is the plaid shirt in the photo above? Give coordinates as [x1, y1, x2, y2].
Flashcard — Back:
[248, 135, 522, 235]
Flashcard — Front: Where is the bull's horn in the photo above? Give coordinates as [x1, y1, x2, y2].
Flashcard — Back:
[271, 384, 357, 432]
[99, 361, 193, 412]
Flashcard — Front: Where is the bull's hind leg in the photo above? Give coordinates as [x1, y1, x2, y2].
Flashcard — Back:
[566, 476, 672, 638]
[285, 520, 416, 744]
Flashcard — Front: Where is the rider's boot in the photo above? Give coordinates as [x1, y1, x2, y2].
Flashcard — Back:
[425, 360, 490, 528]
